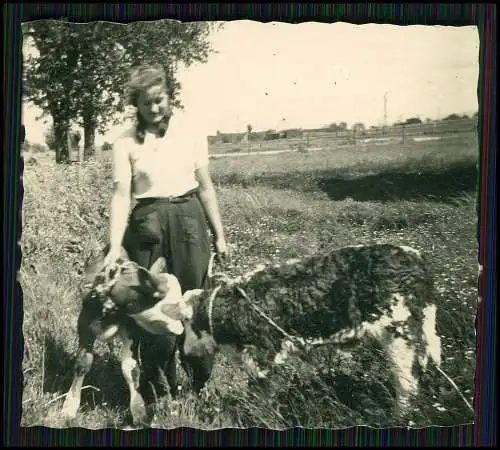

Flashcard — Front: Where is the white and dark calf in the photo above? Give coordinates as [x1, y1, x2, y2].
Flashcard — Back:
[61, 254, 196, 426]
[183, 243, 443, 417]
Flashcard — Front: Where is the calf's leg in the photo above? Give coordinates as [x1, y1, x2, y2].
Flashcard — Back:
[118, 328, 149, 426]
[60, 346, 94, 421]
[60, 312, 105, 420]
[164, 351, 179, 399]
[135, 332, 178, 412]
[177, 329, 216, 394]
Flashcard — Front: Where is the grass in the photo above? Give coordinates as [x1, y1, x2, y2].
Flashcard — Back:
[20, 131, 479, 429]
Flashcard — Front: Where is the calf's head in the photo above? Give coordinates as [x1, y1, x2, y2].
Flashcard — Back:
[97, 256, 169, 315]
[86, 249, 194, 335]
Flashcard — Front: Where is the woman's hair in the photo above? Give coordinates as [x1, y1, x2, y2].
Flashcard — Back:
[126, 64, 171, 143]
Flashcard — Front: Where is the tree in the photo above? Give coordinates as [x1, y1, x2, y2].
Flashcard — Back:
[326, 122, 347, 132]
[443, 113, 461, 121]
[23, 20, 127, 162]
[352, 122, 365, 133]
[247, 124, 253, 134]
[24, 21, 80, 162]
[405, 117, 422, 125]
[23, 19, 223, 162]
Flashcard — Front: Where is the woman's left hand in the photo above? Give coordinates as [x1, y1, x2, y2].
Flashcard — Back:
[214, 236, 230, 264]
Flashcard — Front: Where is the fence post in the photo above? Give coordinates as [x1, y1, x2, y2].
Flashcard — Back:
[401, 125, 406, 144]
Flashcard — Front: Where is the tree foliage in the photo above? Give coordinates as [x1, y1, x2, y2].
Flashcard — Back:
[23, 19, 223, 162]
[352, 122, 366, 133]
[443, 113, 462, 121]
[404, 117, 422, 125]
[327, 122, 348, 132]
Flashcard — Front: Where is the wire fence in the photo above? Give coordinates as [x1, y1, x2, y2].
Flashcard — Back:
[208, 118, 478, 155]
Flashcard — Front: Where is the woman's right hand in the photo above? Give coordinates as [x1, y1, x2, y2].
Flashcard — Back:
[102, 246, 122, 274]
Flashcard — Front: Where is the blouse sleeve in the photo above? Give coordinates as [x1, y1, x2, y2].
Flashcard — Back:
[193, 133, 210, 170]
[112, 137, 132, 185]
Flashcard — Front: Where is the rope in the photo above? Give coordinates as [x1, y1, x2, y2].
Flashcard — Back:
[207, 285, 222, 336]
[207, 252, 217, 280]
[234, 286, 306, 350]
[435, 365, 474, 414]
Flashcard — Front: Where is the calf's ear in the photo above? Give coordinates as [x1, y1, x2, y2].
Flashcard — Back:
[182, 289, 204, 305]
[149, 257, 167, 275]
[134, 266, 160, 296]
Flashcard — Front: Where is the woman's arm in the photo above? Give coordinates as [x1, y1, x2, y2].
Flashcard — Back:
[195, 166, 228, 256]
[105, 141, 132, 265]
[109, 180, 131, 254]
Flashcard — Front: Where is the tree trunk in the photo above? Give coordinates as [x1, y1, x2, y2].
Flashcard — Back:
[54, 122, 70, 164]
[83, 117, 96, 161]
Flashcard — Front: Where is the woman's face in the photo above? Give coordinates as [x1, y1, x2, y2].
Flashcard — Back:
[136, 83, 171, 126]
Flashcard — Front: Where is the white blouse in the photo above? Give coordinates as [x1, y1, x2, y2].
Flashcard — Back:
[112, 115, 209, 199]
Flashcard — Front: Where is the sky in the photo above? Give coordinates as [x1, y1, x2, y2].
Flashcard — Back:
[23, 20, 479, 146]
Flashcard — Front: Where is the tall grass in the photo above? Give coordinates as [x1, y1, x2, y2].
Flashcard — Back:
[20, 134, 478, 429]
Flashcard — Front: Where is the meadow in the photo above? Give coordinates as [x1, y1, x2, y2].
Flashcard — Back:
[20, 131, 479, 429]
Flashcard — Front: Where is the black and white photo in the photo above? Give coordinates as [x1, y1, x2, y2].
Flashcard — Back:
[21, 19, 479, 430]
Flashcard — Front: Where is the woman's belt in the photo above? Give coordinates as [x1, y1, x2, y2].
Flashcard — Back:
[135, 187, 199, 205]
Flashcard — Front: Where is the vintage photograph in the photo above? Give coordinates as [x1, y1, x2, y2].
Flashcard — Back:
[21, 19, 479, 430]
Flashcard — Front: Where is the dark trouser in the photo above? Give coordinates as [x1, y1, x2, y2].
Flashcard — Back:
[123, 194, 211, 292]
[122, 194, 213, 405]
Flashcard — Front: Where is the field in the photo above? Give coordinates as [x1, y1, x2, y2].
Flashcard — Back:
[207, 117, 476, 155]
[20, 131, 479, 429]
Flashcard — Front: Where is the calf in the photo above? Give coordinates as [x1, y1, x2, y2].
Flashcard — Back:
[182, 243, 443, 418]
[60, 249, 197, 426]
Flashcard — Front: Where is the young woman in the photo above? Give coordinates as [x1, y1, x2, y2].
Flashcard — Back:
[104, 63, 228, 288]
[103, 64, 228, 406]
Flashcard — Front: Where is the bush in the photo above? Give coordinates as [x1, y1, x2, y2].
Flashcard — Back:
[263, 130, 281, 141]
[101, 141, 113, 152]
[24, 141, 48, 154]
